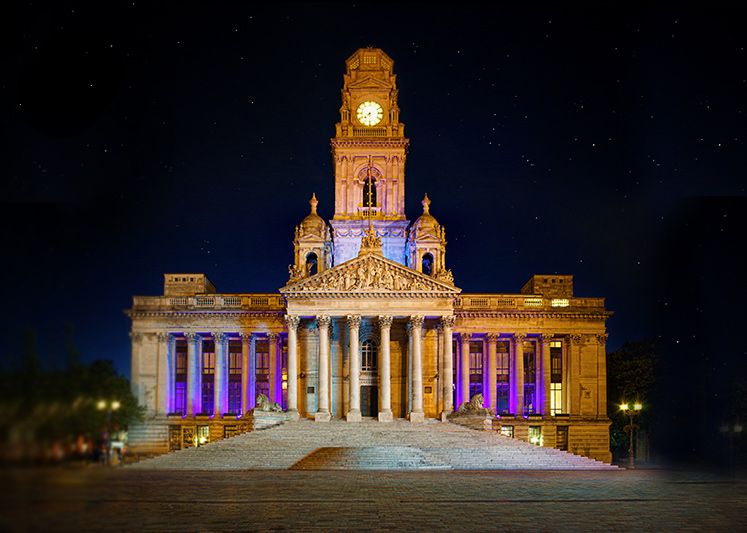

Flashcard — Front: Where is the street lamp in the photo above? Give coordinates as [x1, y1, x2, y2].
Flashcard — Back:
[619, 401, 643, 469]
[97, 399, 121, 465]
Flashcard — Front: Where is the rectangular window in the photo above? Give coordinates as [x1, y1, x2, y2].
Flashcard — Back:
[255, 340, 270, 400]
[556, 426, 569, 451]
[523, 341, 536, 415]
[281, 337, 288, 410]
[468, 340, 483, 400]
[452, 338, 458, 409]
[529, 425, 543, 446]
[174, 340, 187, 415]
[227, 339, 242, 414]
[550, 341, 563, 415]
[496, 341, 510, 414]
[500, 425, 514, 438]
[201, 340, 215, 415]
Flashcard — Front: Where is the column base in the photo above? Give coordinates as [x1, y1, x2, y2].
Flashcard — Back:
[314, 411, 331, 422]
[378, 410, 393, 423]
[408, 411, 425, 423]
[286, 409, 300, 421]
[440, 411, 452, 422]
[346, 409, 362, 423]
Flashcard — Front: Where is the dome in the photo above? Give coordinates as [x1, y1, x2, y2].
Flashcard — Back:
[410, 194, 441, 240]
[298, 193, 327, 238]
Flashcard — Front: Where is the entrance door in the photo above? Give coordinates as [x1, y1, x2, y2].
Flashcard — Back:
[361, 385, 378, 417]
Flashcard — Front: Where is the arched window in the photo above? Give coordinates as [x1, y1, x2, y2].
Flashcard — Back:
[361, 339, 378, 371]
[363, 177, 377, 207]
[305, 252, 318, 276]
[422, 253, 434, 276]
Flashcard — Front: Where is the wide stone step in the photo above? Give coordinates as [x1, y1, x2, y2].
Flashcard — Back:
[290, 446, 451, 470]
[131, 419, 618, 471]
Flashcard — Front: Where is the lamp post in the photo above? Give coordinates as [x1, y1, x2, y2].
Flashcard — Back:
[97, 399, 121, 465]
[619, 402, 643, 469]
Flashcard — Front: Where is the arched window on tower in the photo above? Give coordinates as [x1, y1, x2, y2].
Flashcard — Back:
[422, 253, 434, 276]
[305, 252, 318, 276]
[361, 340, 378, 371]
[363, 176, 377, 207]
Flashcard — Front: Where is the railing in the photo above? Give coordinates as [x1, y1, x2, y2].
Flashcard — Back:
[132, 294, 284, 311]
[357, 206, 381, 219]
[456, 294, 605, 311]
[353, 126, 387, 137]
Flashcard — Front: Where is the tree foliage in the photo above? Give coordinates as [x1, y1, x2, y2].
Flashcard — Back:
[606, 339, 658, 457]
[0, 328, 144, 460]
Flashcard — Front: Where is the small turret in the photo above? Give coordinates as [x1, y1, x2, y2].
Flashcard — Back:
[289, 194, 332, 282]
[407, 194, 452, 283]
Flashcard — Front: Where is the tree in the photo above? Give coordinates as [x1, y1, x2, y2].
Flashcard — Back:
[607, 339, 658, 460]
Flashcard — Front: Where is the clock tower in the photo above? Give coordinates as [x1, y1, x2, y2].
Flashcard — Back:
[330, 48, 410, 265]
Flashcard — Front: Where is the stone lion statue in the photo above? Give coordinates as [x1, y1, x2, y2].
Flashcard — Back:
[456, 393, 493, 416]
[255, 393, 282, 412]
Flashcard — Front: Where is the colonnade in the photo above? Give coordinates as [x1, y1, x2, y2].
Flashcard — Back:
[159, 320, 564, 420]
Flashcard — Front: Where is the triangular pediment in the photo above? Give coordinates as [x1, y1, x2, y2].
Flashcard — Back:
[347, 75, 392, 90]
[280, 253, 460, 298]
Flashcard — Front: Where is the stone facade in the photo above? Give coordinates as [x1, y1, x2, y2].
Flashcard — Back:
[127, 48, 612, 463]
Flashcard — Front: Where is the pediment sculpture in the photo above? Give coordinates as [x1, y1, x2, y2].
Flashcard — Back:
[282, 255, 457, 294]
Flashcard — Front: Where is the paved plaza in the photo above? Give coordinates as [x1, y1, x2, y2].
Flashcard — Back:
[2, 467, 746, 531]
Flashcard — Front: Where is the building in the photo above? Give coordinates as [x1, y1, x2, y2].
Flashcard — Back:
[127, 48, 612, 462]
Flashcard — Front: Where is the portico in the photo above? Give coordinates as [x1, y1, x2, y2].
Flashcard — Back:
[280, 242, 460, 423]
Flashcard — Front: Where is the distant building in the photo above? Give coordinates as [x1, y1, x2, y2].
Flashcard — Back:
[127, 48, 612, 462]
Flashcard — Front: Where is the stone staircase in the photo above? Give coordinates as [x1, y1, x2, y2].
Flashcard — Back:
[127, 420, 169, 456]
[131, 418, 618, 471]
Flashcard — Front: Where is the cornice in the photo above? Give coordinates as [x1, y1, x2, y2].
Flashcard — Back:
[126, 310, 285, 319]
[455, 310, 612, 320]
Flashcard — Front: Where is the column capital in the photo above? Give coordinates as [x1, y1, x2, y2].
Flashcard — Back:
[130, 332, 144, 343]
[285, 315, 301, 331]
[569, 333, 583, 344]
[214, 332, 227, 343]
[408, 315, 424, 330]
[486, 332, 500, 343]
[185, 332, 202, 343]
[440, 315, 455, 328]
[346, 314, 362, 329]
[316, 315, 331, 328]
[513, 332, 527, 343]
[461, 332, 472, 342]
[240, 332, 252, 343]
[378, 315, 393, 329]
[156, 332, 168, 342]
[540, 333, 555, 343]
[596, 333, 608, 344]
[267, 332, 279, 342]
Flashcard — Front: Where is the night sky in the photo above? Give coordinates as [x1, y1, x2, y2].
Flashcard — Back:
[4, 2, 747, 453]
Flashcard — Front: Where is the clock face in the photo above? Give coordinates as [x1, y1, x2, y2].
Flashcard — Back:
[356, 101, 384, 126]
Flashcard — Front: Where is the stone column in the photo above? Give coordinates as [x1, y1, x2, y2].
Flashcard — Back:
[346, 315, 362, 422]
[241, 333, 251, 413]
[249, 334, 257, 410]
[460, 332, 472, 407]
[186, 333, 201, 416]
[378, 315, 394, 422]
[155, 333, 171, 416]
[267, 332, 278, 403]
[541, 334, 554, 416]
[512, 333, 526, 415]
[129, 332, 143, 407]
[487, 333, 499, 413]
[214, 332, 226, 417]
[409, 315, 425, 423]
[315, 316, 331, 422]
[568, 334, 581, 415]
[440, 315, 455, 420]
[285, 315, 300, 420]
